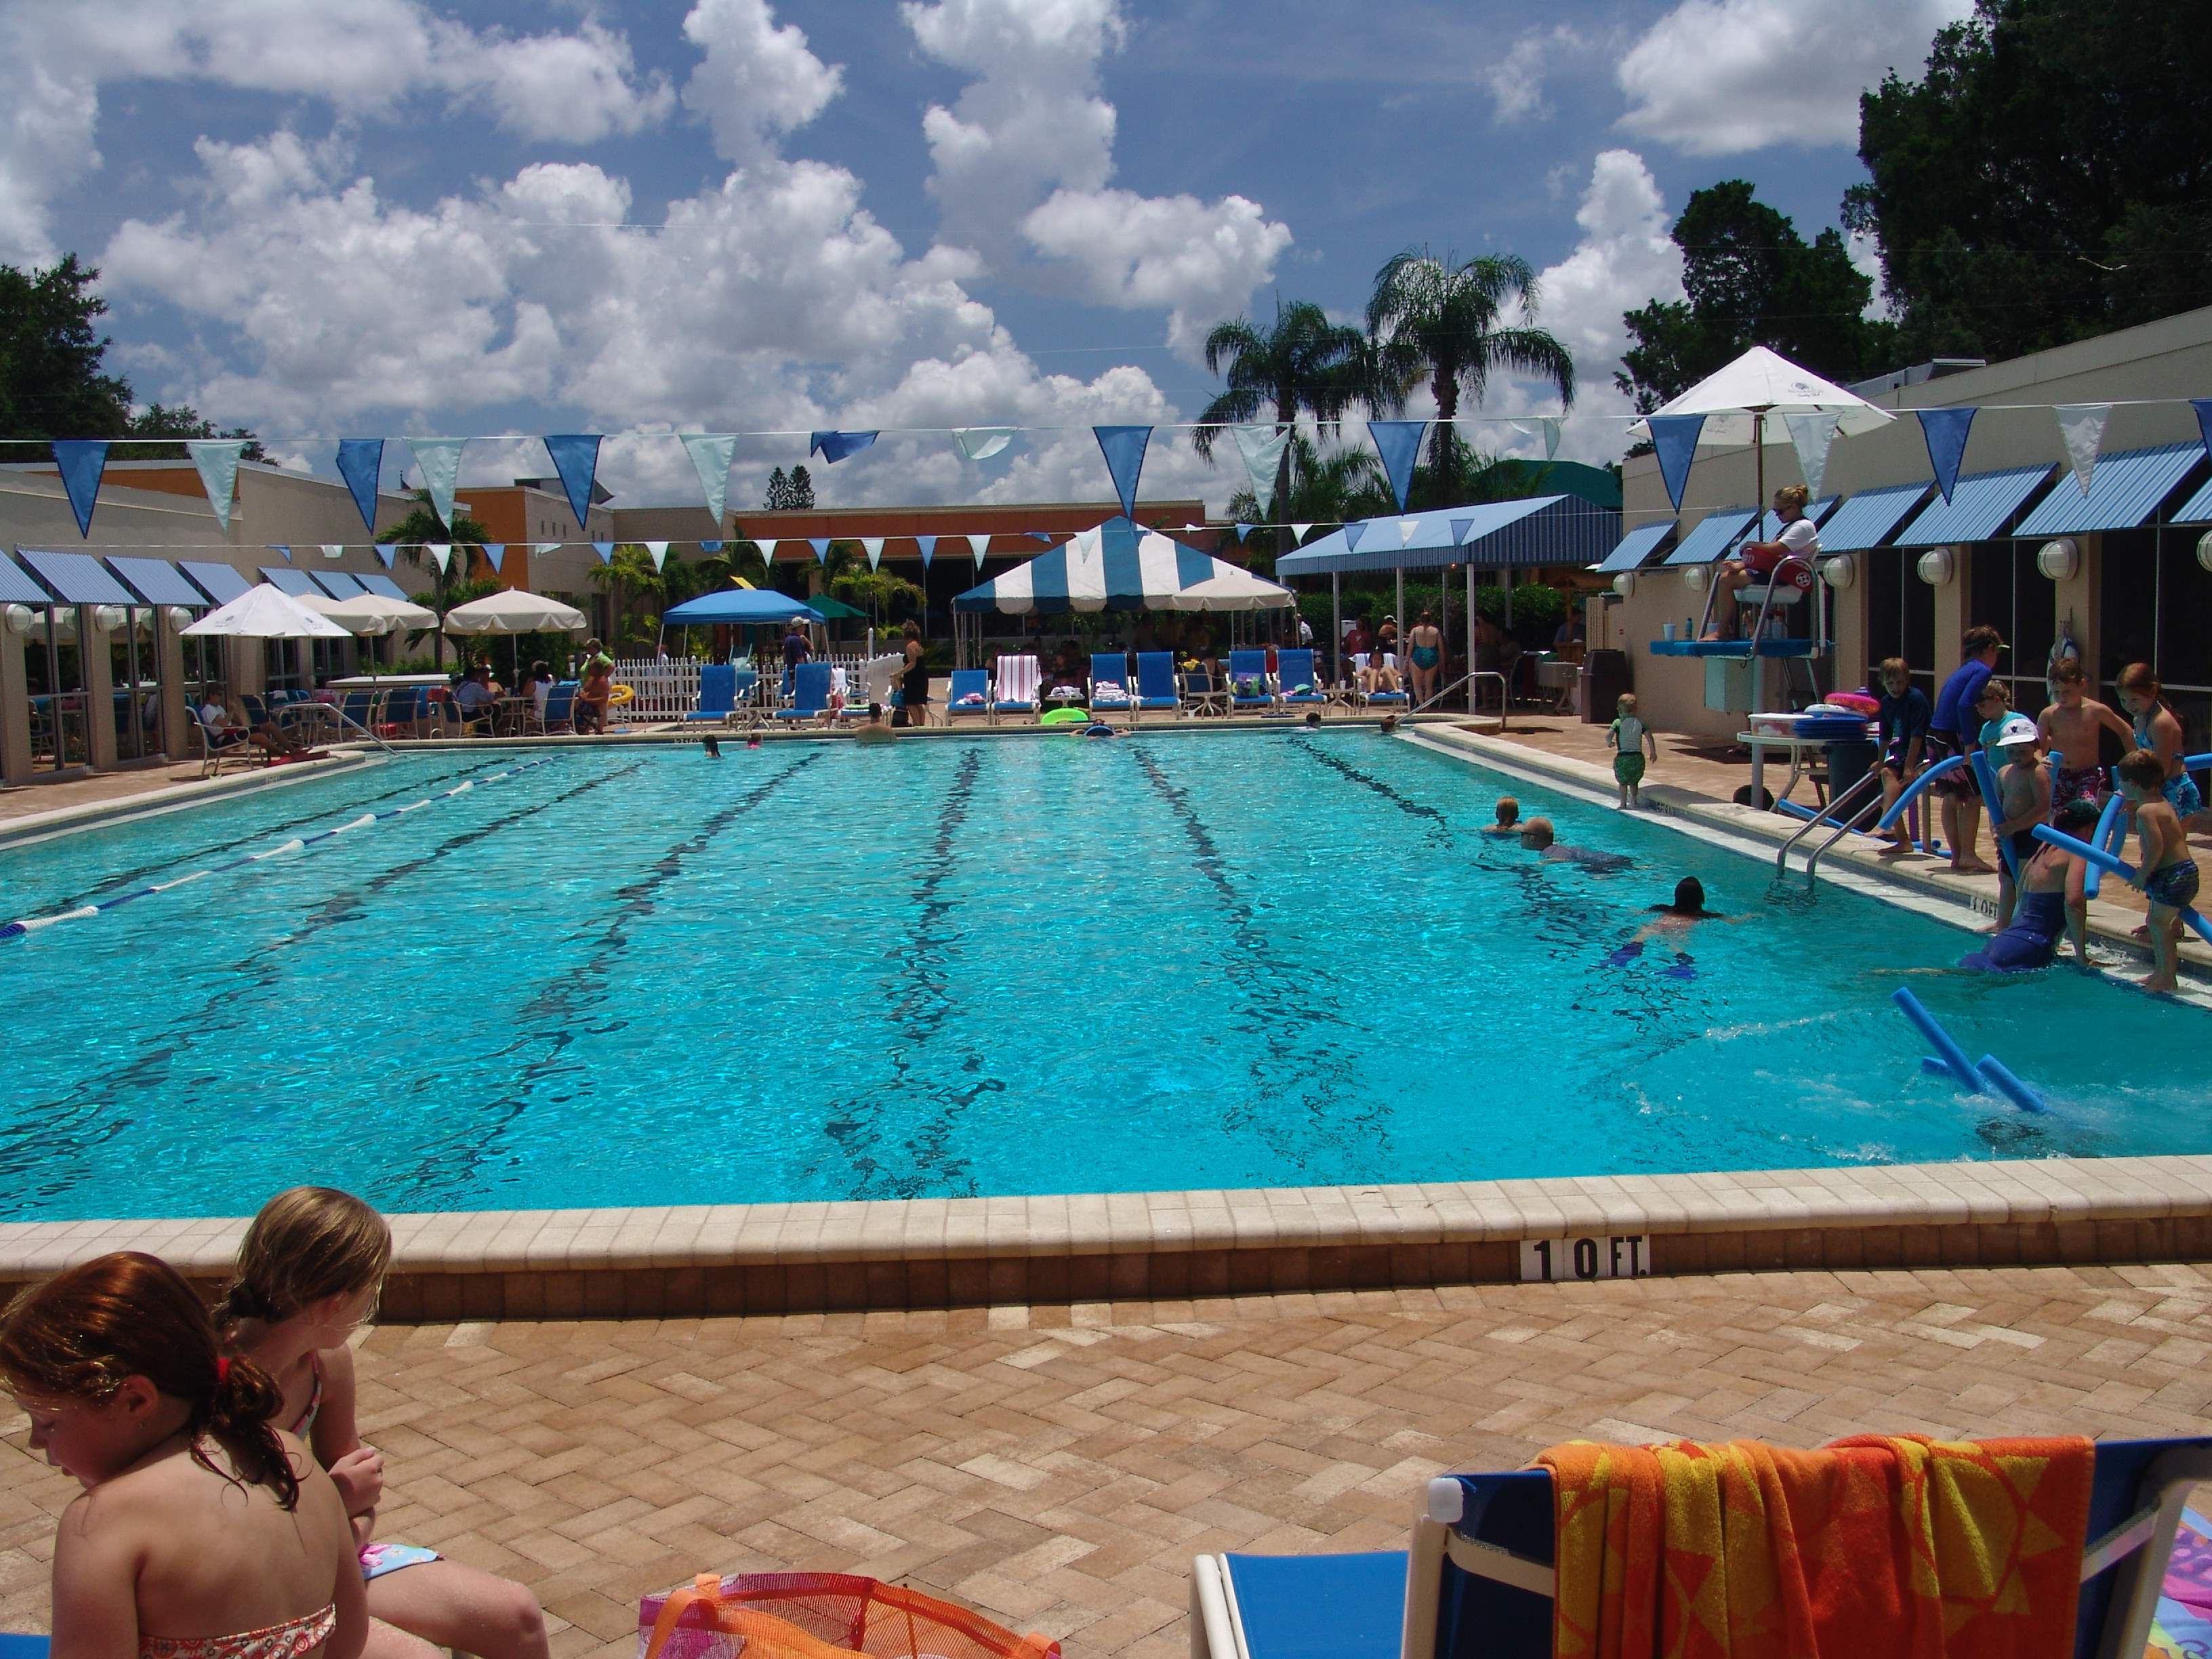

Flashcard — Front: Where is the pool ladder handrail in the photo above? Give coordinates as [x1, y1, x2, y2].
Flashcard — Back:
[281, 699, 396, 756]
[1774, 767, 1884, 884]
[1410, 670, 1509, 727]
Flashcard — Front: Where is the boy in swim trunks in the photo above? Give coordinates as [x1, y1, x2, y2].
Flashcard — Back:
[2118, 747, 2199, 994]
[2037, 657, 2132, 813]
[1608, 693, 1656, 808]
[1872, 657, 1930, 857]
[1987, 714, 2050, 930]
[1480, 796, 1521, 836]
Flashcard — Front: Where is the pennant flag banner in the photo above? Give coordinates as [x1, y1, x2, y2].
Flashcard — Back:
[319, 544, 344, 560]
[1292, 522, 1315, 544]
[966, 534, 990, 567]
[810, 430, 878, 465]
[532, 542, 562, 558]
[1234, 523, 1253, 543]
[1510, 419, 1563, 462]
[407, 437, 466, 530]
[427, 544, 453, 574]
[483, 544, 505, 573]
[1917, 407, 1975, 503]
[2193, 398, 2212, 465]
[269, 546, 292, 562]
[542, 433, 602, 534]
[187, 439, 247, 532]
[638, 541, 666, 571]
[1230, 423, 1291, 516]
[680, 433, 737, 525]
[1344, 522, 1369, 552]
[1782, 412, 1842, 499]
[954, 427, 1015, 462]
[861, 537, 885, 570]
[375, 544, 397, 569]
[591, 541, 614, 564]
[334, 438, 384, 535]
[1645, 414, 1704, 511]
[2054, 404, 2110, 495]
[1028, 530, 1053, 544]
[1397, 517, 1422, 546]
[808, 537, 832, 564]
[699, 539, 724, 554]
[1094, 424, 1152, 518]
[52, 438, 109, 537]
[1450, 518, 1475, 547]
[915, 535, 937, 569]
[1367, 420, 1427, 512]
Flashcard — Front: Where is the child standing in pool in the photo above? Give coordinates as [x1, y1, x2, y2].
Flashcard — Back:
[220, 1189, 549, 1659]
[2117, 748, 2199, 995]
[1608, 693, 1656, 808]
[1988, 715, 2051, 929]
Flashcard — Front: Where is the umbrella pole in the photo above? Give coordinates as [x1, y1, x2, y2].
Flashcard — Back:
[1330, 573, 1340, 690]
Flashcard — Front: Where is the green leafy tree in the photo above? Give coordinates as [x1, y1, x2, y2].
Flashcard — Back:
[589, 544, 674, 652]
[1618, 181, 1894, 411]
[1366, 250, 1576, 479]
[113, 403, 266, 462]
[0, 255, 134, 441]
[1192, 296, 1369, 558]
[762, 467, 794, 510]
[1847, 0, 2212, 361]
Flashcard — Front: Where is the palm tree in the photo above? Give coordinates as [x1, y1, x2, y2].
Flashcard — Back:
[589, 544, 672, 652]
[1221, 434, 1393, 567]
[383, 491, 496, 666]
[1366, 250, 1576, 479]
[1193, 296, 1368, 556]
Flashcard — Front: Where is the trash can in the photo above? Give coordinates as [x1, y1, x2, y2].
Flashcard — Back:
[1825, 735, 1881, 828]
[1578, 649, 1630, 722]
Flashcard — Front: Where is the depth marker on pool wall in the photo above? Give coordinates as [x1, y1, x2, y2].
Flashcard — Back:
[0, 758, 560, 942]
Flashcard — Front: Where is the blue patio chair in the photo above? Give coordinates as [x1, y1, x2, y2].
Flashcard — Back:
[688, 663, 740, 722]
[1226, 649, 1274, 712]
[1090, 653, 1134, 716]
[338, 689, 375, 735]
[1355, 652, 1409, 710]
[1191, 1436, 2212, 1659]
[945, 668, 992, 722]
[1133, 651, 1181, 720]
[375, 686, 428, 739]
[1275, 648, 1326, 710]
[541, 681, 577, 735]
[0, 1633, 49, 1659]
[775, 661, 834, 726]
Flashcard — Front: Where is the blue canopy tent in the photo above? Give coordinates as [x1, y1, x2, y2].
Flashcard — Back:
[1275, 495, 1621, 704]
[661, 590, 825, 626]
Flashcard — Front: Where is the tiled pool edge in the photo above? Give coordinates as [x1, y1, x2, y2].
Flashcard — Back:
[7, 1155, 2211, 1319]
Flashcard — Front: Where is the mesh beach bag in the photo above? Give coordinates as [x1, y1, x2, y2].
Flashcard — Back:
[640, 1573, 1060, 1659]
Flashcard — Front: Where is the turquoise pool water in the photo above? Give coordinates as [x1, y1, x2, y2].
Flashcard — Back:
[3, 733, 2205, 1220]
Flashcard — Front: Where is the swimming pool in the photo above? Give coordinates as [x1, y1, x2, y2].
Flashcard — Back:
[2, 732, 2205, 1221]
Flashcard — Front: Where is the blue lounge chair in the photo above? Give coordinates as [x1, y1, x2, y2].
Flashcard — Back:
[945, 668, 991, 722]
[541, 681, 577, 734]
[775, 661, 834, 726]
[1226, 649, 1274, 712]
[1133, 652, 1181, 720]
[1275, 649, 1326, 710]
[688, 663, 740, 722]
[1090, 653, 1134, 716]
[1191, 1437, 2212, 1659]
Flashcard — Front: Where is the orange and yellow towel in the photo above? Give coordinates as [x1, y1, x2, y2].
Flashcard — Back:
[1538, 1435, 2093, 1659]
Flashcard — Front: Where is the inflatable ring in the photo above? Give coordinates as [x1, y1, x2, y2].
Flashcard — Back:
[1040, 707, 1089, 725]
[608, 684, 636, 705]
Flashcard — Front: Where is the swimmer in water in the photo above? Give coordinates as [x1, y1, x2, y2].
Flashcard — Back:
[1478, 796, 1521, 836]
[1519, 817, 1631, 871]
[701, 735, 722, 758]
[1609, 877, 1736, 975]
[1302, 710, 1322, 729]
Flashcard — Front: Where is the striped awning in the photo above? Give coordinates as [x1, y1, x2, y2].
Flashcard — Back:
[311, 570, 369, 597]
[356, 572, 411, 600]
[1277, 495, 1619, 575]
[0, 554, 53, 606]
[106, 556, 213, 607]
[2014, 443, 2204, 537]
[954, 517, 1292, 613]
[259, 565, 321, 596]
[1815, 483, 1930, 552]
[1896, 465, 2053, 546]
[180, 561, 253, 604]
[1594, 521, 1675, 573]
[1662, 510, 1756, 566]
[17, 548, 137, 605]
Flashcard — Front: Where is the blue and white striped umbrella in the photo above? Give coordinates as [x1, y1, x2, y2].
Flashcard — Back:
[951, 517, 1292, 614]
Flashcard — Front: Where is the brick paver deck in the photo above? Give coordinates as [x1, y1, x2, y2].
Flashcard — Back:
[8, 1267, 2210, 1657]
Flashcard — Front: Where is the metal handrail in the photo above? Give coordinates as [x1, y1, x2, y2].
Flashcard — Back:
[1799, 774, 1890, 886]
[1410, 670, 1509, 729]
[1773, 767, 1881, 878]
[283, 699, 396, 756]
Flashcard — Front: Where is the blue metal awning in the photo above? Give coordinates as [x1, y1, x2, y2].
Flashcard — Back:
[1814, 483, 1931, 552]
[1277, 495, 1620, 576]
[17, 548, 136, 605]
[1896, 465, 2054, 546]
[1661, 509, 1755, 566]
[106, 556, 211, 607]
[2173, 473, 2212, 526]
[180, 560, 252, 604]
[2013, 443, 2204, 537]
[0, 554, 53, 606]
[1593, 520, 1675, 573]
[355, 572, 409, 600]
[311, 570, 368, 597]
[259, 565, 321, 596]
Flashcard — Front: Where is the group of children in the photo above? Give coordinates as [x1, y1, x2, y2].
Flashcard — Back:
[5, 1188, 547, 1659]
[1875, 650, 2203, 993]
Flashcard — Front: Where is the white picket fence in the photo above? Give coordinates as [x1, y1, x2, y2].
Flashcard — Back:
[608, 651, 886, 720]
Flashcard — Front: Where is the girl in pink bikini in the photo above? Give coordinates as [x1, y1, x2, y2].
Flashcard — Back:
[219, 1190, 548, 1659]
[2, 1252, 367, 1659]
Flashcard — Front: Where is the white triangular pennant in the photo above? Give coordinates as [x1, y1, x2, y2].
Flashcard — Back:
[680, 434, 737, 525]
[186, 440, 247, 533]
[955, 427, 1015, 462]
[862, 537, 885, 569]
[319, 543, 344, 560]
[428, 543, 453, 574]
[967, 533, 990, 567]
[1229, 424, 1292, 516]
[1397, 517, 1421, 546]
[533, 542, 562, 557]
[1782, 412, 1843, 499]
[644, 541, 670, 571]
[406, 438, 466, 530]
[2055, 404, 2110, 495]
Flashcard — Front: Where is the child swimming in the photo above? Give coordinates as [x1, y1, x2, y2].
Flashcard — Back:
[1478, 796, 1521, 836]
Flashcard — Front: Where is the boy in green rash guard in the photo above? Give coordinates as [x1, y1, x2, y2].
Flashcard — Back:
[1609, 693, 1656, 808]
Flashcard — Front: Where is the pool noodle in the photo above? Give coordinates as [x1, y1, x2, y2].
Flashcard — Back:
[2030, 824, 2212, 947]
[1872, 754, 1967, 832]
[1892, 987, 1982, 1091]
[2083, 792, 2125, 899]
[1969, 749, 2020, 880]
[1975, 1053, 2047, 1114]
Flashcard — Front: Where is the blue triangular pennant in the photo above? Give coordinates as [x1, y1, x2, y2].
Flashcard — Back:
[335, 438, 384, 535]
[1366, 421, 1427, 512]
[808, 537, 831, 563]
[270, 545, 292, 562]
[1094, 425, 1152, 518]
[1029, 530, 1054, 544]
[591, 541, 614, 564]
[483, 544, 506, 573]
[809, 430, 878, 464]
[1449, 518, 1475, 546]
[1646, 414, 1706, 511]
[915, 535, 936, 569]
[52, 439, 108, 537]
[375, 544, 397, 569]
[544, 434, 602, 531]
[2192, 399, 2212, 467]
[699, 539, 724, 554]
[1344, 521, 1369, 552]
[1917, 408, 1975, 504]
[1234, 523, 1253, 542]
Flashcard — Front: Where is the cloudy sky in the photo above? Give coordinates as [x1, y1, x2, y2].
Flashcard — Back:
[6, 0, 1968, 516]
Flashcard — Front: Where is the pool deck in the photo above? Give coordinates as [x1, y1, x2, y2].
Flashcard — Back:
[8, 1266, 2212, 1656]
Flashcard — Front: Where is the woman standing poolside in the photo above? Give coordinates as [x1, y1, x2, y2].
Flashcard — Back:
[1406, 611, 1443, 705]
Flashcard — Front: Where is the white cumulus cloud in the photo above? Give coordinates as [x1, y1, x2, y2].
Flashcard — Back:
[1485, 26, 1581, 125]
[680, 0, 844, 163]
[1616, 0, 1971, 155]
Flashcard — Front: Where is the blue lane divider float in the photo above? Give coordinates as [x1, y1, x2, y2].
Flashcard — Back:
[2030, 823, 2212, 947]
[1893, 987, 2049, 1112]
[0, 758, 560, 942]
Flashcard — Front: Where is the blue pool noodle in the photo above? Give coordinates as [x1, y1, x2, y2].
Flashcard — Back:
[1975, 1053, 2047, 1114]
[1969, 749, 2020, 880]
[2030, 824, 2212, 947]
[1872, 754, 1968, 833]
[2082, 792, 2125, 899]
[1892, 987, 1982, 1091]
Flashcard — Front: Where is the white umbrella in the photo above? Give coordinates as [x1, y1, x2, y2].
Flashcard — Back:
[323, 594, 438, 635]
[181, 583, 350, 638]
[442, 590, 588, 634]
[1627, 346, 1894, 450]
